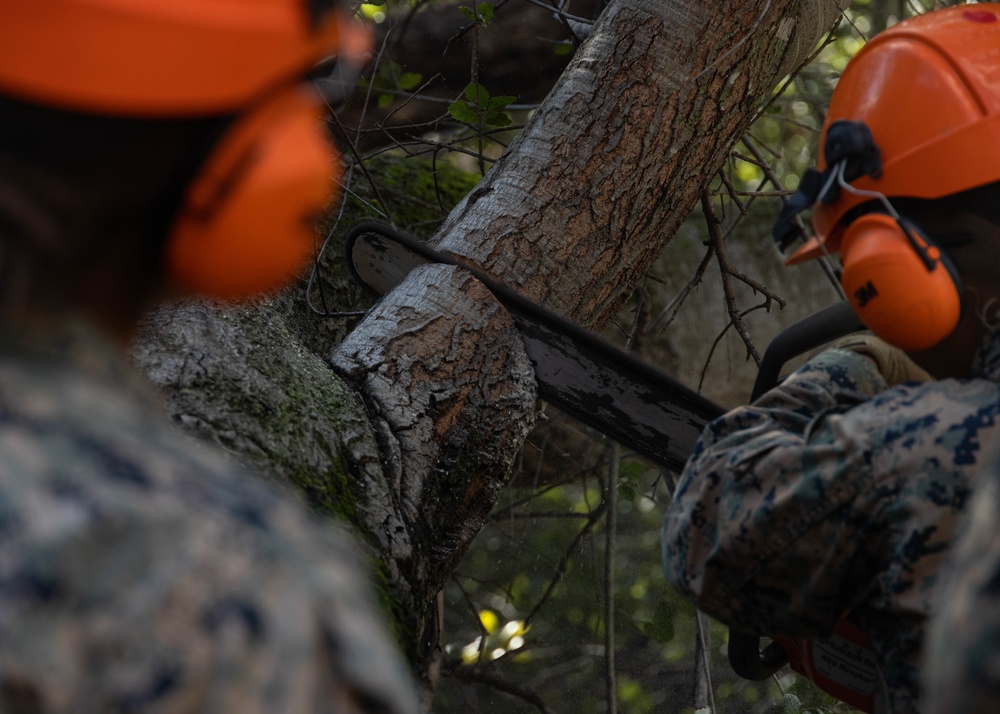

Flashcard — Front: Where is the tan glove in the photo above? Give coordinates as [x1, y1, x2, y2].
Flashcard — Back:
[828, 334, 934, 386]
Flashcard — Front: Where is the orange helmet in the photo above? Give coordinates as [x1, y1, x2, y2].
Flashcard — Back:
[781, 4, 1000, 264]
[0, 0, 347, 115]
[0, 1, 368, 301]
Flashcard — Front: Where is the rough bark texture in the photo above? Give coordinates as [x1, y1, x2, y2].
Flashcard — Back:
[133, 301, 382, 533]
[433, 0, 849, 327]
[133, 0, 849, 693]
[332, 264, 537, 654]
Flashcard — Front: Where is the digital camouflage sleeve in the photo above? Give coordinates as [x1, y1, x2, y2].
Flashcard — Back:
[923, 449, 1000, 713]
[663, 333, 1000, 713]
[0, 319, 419, 714]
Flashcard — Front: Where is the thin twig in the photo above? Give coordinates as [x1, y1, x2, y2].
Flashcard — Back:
[649, 243, 715, 333]
[627, 282, 650, 352]
[538, 0, 589, 43]
[328, 111, 394, 224]
[752, 13, 844, 122]
[697, 319, 734, 393]
[701, 190, 762, 366]
[375, 72, 445, 127]
[718, 170, 748, 216]
[453, 576, 491, 661]
[444, 0, 516, 49]
[729, 149, 770, 170]
[694, 611, 717, 713]
[523, 0, 594, 27]
[389, 0, 438, 54]
[603, 441, 619, 714]
[522, 502, 607, 629]
[744, 131, 780, 160]
[725, 265, 786, 310]
[453, 573, 519, 604]
[446, 665, 554, 714]
[697, 301, 772, 392]
[305, 164, 371, 318]
[492, 510, 593, 521]
[714, 189, 795, 198]
[353, 23, 395, 146]
[841, 6, 870, 42]
[464, 0, 489, 176]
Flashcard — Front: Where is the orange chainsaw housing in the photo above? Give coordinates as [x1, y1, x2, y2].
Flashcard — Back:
[773, 615, 878, 713]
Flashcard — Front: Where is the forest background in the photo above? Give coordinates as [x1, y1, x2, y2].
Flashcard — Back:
[133, 1, 966, 713]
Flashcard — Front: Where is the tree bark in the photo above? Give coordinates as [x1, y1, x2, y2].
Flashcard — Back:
[333, 0, 847, 660]
[432, 0, 846, 326]
[133, 0, 849, 694]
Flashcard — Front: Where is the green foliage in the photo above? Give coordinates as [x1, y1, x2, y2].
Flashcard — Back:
[618, 676, 656, 713]
[632, 598, 676, 644]
[448, 83, 517, 129]
[360, 60, 423, 109]
[459, 2, 495, 25]
[435, 457, 787, 713]
[343, 153, 481, 230]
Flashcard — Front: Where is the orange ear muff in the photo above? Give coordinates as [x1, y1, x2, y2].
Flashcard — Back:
[167, 86, 338, 301]
[840, 213, 963, 352]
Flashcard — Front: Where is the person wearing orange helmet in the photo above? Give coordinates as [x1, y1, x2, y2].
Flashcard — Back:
[0, 2, 418, 712]
[663, 5, 1000, 712]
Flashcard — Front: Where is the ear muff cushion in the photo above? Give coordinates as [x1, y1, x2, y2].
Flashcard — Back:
[167, 87, 338, 300]
[840, 213, 962, 352]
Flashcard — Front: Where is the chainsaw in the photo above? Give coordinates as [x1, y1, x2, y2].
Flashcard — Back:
[346, 220, 877, 712]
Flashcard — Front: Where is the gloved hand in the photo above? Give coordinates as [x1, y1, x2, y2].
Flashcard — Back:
[828, 334, 934, 386]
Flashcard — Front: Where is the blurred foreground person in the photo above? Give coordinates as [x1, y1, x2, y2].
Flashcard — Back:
[662, 6, 1000, 713]
[923, 456, 1000, 712]
[0, 2, 418, 712]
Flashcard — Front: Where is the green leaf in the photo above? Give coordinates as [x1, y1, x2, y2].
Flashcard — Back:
[464, 82, 489, 105]
[376, 60, 403, 84]
[448, 100, 478, 124]
[377, 94, 393, 109]
[554, 41, 575, 56]
[459, 3, 494, 24]
[453, 83, 514, 126]
[485, 111, 512, 128]
[398, 72, 423, 91]
[486, 94, 517, 110]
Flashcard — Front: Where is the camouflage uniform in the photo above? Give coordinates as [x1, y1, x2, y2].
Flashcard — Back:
[0, 317, 419, 713]
[922, 446, 1000, 713]
[663, 331, 1000, 713]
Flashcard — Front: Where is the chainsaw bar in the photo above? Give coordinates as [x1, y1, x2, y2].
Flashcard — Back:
[346, 221, 725, 473]
[347, 220, 879, 712]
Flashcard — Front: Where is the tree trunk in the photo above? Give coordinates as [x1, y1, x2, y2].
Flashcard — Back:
[133, 0, 848, 696]
[432, 0, 845, 326]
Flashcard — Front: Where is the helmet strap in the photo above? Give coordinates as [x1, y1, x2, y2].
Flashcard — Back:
[772, 120, 884, 252]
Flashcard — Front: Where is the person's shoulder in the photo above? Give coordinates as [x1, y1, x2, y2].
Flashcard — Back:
[0, 349, 421, 713]
[855, 377, 1000, 447]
